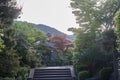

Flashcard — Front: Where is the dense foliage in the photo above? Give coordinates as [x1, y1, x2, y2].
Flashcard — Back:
[99, 67, 113, 80]
[78, 71, 90, 80]
[0, 21, 50, 79]
[13, 21, 49, 67]
[0, 0, 50, 79]
[114, 9, 120, 52]
[70, 0, 120, 79]
[0, 0, 21, 78]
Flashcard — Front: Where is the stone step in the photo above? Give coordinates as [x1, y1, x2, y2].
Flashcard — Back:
[33, 74, 71, 78]
[35, 69, 70, 71]
[27, 66, 77, 80]
[33, 77, 73, 80]
[34, 69, 70, 73]
[34, 72, 71, 75]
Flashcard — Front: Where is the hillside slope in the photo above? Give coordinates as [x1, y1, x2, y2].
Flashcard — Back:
[35, 24, 65, 35]
[16, 21, 76, 41]
[35, 24, 76, 41]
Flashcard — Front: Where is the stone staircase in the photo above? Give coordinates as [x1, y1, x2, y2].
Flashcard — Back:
[27, 66, 77, 80]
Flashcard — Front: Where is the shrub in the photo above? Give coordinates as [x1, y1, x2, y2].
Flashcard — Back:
[16, 67, 29, 80]
[78, 71, 90, 80]
[3, 77, 14, 80]
[74, 64, 88, 73]
[99, 67, 113, 80]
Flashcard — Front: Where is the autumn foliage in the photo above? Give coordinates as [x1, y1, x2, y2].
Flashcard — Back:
[48, 34, 73, 53]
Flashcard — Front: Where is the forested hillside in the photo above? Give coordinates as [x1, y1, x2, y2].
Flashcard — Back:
[17, 21, 76, 41]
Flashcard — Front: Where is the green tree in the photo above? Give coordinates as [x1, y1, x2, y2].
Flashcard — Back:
[114, 9, 120, 80]
[114, 9, 120, 52]
[14, 21, 47, 44]
[0, 0, 21, 78]
[70, 0, 120, 78]
[13, 21, 50, 67]
[71, 0, 120, 31]
[0, 27, 4, 52]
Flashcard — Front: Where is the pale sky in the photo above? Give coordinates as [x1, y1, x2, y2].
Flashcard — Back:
[17, 0, 79, 35]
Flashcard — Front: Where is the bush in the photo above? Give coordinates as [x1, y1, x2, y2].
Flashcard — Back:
[78, 71, 90, 80]
[74, 64, 88, 73]
[99, 67, 113, 80]
[16, 67, 29, 80]
[3, 77, 14, 80]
